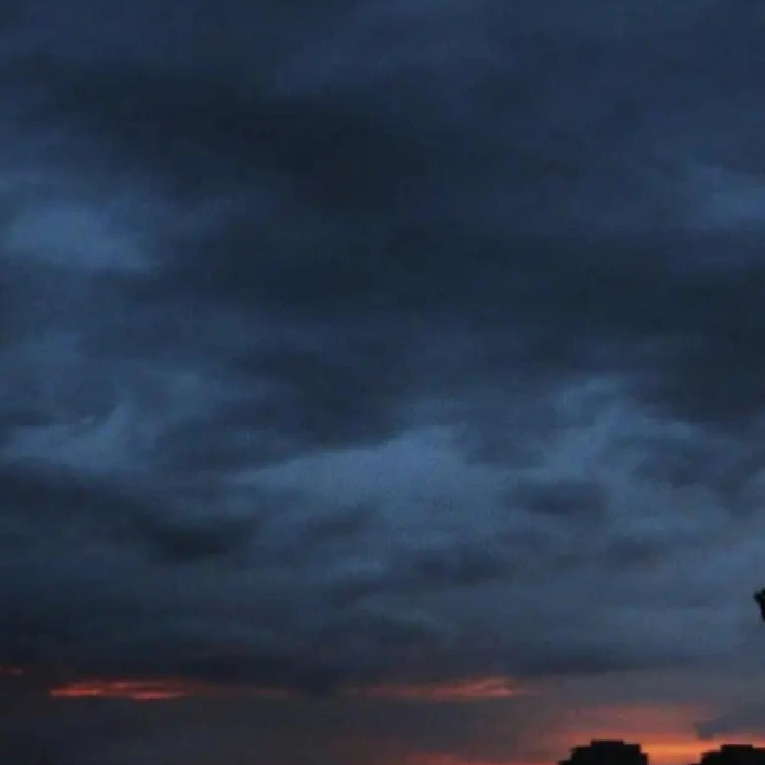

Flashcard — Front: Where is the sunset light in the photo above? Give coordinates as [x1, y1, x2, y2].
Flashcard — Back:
[3, 0, 765, 764]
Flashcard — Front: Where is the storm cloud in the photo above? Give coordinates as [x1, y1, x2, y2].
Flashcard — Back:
[1, 0, 765, 722]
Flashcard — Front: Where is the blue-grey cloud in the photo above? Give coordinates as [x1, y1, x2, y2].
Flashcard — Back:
[1, 0, 765, 700]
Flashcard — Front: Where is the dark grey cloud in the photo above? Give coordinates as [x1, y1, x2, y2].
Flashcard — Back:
[509, 477, 608, 524]
[1, 0, 765, 702]
[694, 701, 765, 741]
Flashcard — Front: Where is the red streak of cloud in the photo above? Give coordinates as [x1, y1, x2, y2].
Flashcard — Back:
[48, 679, 212, 701]
[346, 676, 528, 702]
[50, 675, 528, 703]
[47, 677, 298, 702]
[0, 665, 24, 677]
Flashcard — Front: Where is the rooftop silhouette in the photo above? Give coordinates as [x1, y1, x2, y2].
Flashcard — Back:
[560, 740, 648, 765]
[754, 589, 765, 622]
[560, 741, 765, 765]
[697, 745, 765, 765]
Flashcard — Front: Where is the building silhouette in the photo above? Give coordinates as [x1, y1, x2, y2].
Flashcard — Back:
[559, 740, 649, 765]
[695, 745, 765, 765]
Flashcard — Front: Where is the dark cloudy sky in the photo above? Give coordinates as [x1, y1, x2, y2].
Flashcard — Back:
[3, 0, 765, 763]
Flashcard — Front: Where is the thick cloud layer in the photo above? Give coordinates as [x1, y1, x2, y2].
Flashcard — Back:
[2, 0, 765, 696]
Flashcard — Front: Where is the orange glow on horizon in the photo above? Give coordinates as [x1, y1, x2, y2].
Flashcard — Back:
[395, 747, 765, 765]
[552, 702, 765, 765]
[397, 741, 765, 765]
[642, 739, 765, 765]
[346, 675, 529, 702]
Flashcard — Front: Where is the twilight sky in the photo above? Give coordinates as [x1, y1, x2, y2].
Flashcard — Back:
[3, 1, 765, 763]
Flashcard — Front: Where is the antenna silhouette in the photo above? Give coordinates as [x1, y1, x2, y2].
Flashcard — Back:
[754, 589, 765, 622]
